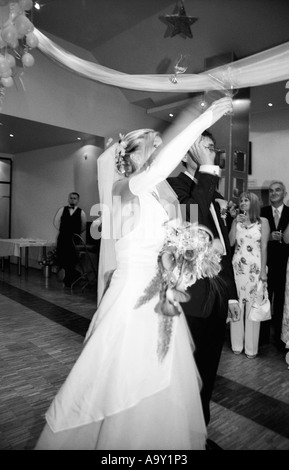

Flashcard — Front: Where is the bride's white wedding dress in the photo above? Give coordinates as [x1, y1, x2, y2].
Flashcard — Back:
[35, 110, 217, 450]
[35, 192, 206, 450]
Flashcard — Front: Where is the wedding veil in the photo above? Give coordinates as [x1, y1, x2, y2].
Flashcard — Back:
[96, 142, 120, 305]
[96, 137, 183, 305]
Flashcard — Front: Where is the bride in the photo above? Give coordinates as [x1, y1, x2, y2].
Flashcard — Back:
[35, 97, 232, 450]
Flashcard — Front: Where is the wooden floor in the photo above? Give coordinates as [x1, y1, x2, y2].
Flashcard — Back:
[0, 264, 289, 451]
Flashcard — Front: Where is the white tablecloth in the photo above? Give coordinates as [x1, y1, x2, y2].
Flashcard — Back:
[0, 239, 55, 257]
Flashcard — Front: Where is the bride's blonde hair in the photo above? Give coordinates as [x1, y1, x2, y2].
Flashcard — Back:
[115, 129, 160, 176]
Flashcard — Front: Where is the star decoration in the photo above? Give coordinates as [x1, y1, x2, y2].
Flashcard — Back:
[159, 2, 198, 39]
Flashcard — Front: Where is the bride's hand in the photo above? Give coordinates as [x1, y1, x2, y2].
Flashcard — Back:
[206, 97, 233, 124]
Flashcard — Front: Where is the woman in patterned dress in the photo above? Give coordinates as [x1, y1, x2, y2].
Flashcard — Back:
[229, 192, 270, 358]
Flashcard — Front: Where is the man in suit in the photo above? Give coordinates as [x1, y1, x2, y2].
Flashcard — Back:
[260, 181, 289, 350]
[54, 192, 87, 287]
[167, 130, 240, 436]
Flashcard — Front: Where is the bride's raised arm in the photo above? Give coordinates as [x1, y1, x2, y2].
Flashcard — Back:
[129, 97, 232, 196]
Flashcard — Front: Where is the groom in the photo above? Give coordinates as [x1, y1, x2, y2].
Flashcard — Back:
[167, 131, 240, 437]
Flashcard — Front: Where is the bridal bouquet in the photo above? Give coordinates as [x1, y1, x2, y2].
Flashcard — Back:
[155, 221, 223, 317]
[135, 220, 223, 360]
[136, 221, 223, 318]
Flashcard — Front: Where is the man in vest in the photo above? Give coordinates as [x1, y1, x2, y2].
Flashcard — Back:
[54, 192, 87, 287]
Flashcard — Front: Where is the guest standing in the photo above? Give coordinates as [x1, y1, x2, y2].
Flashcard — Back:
[260, 181, 289, 350]
[54, 192, 87, 287]
[229, 192, 270, 358]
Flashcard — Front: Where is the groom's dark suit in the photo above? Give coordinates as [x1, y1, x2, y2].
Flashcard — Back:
[168, 170, 237, 425]
[260, 204, 289, 347]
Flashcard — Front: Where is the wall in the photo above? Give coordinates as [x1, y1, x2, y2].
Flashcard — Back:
[12, 140, 105, 243]
[248, 107, 289, 205]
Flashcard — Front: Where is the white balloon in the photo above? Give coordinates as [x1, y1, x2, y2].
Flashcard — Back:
[14, 14, 34, 36]
[1, 24, 18, 46]
[1, 76, 14, 87]
[0, 57, 10, 74]
[1, 68, 12, 78]
[5, 53, 16, 68]
[19, 0, 34, 11]
[26, 32, 39, 49]
[22, 52, 34, 67]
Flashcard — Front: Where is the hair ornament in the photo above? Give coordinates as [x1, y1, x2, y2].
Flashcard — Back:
[115, 133, 132, 176]
[116, 133, 127, 156]
[106, 137, 114, 148]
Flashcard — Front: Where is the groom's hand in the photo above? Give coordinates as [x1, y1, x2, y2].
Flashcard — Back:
[189, 136, 214, 166]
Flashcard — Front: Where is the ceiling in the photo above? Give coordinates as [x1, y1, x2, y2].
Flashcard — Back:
[1, 0, 289, 154]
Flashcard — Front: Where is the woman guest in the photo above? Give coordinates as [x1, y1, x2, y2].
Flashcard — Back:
[229, 192, 270, 358]
[34, 97, 232, 450]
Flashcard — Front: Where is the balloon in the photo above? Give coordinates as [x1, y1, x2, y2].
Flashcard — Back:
[1, 76, 14, 87]
[10, 39, 19, 49]
[0, 35, 6, 48]
[1, 24, 18, 46]
[0, 57, 10, 74]
[8, 2, 22, 20]
[5, 53, 16, 68]
[19, 0, 34, 11]
[14, 14, 34, 36]
[25, 31, 39, 48]
[1, 68, 12, 78]
[17, 31, 25, 40]
[22, 52, 34, 67]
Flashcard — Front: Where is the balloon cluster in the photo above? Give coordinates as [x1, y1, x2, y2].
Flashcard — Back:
[0, 0, 38, 89]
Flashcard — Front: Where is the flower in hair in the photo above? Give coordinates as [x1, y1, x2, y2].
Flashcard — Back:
[115, 134, 132, 176]
[116, 133, 127, 156]
[106, 137, 113, 147]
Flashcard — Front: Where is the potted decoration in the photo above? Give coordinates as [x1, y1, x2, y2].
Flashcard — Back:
[38, 249, 57, 278]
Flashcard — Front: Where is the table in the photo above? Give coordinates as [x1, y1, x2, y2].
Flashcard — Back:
[0, 239, 55, 276]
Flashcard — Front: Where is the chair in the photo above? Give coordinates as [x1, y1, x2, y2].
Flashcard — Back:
[70, 233, 98, 292]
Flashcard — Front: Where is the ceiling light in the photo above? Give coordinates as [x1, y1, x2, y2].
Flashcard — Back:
[9, 134, 14, 137]
[34, 2, 41, 9]
[268, 102, 273, 107]
[169, 113, 174, 117]
[77, 137, 81, 140]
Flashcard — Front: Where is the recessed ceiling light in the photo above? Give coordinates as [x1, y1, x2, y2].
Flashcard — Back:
[201, 101, 205, 107]
[77, 137, 81, 140]
[34, 2, 41, 9]
[268, 102, 273, 107]
[9, 134, 14, 137]
[169, 113, 174, 117]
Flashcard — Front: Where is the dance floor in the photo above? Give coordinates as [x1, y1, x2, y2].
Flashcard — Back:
[0, 264, 288, 451]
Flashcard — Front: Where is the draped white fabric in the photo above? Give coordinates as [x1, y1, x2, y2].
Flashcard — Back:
[34, 28, 289, 92]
